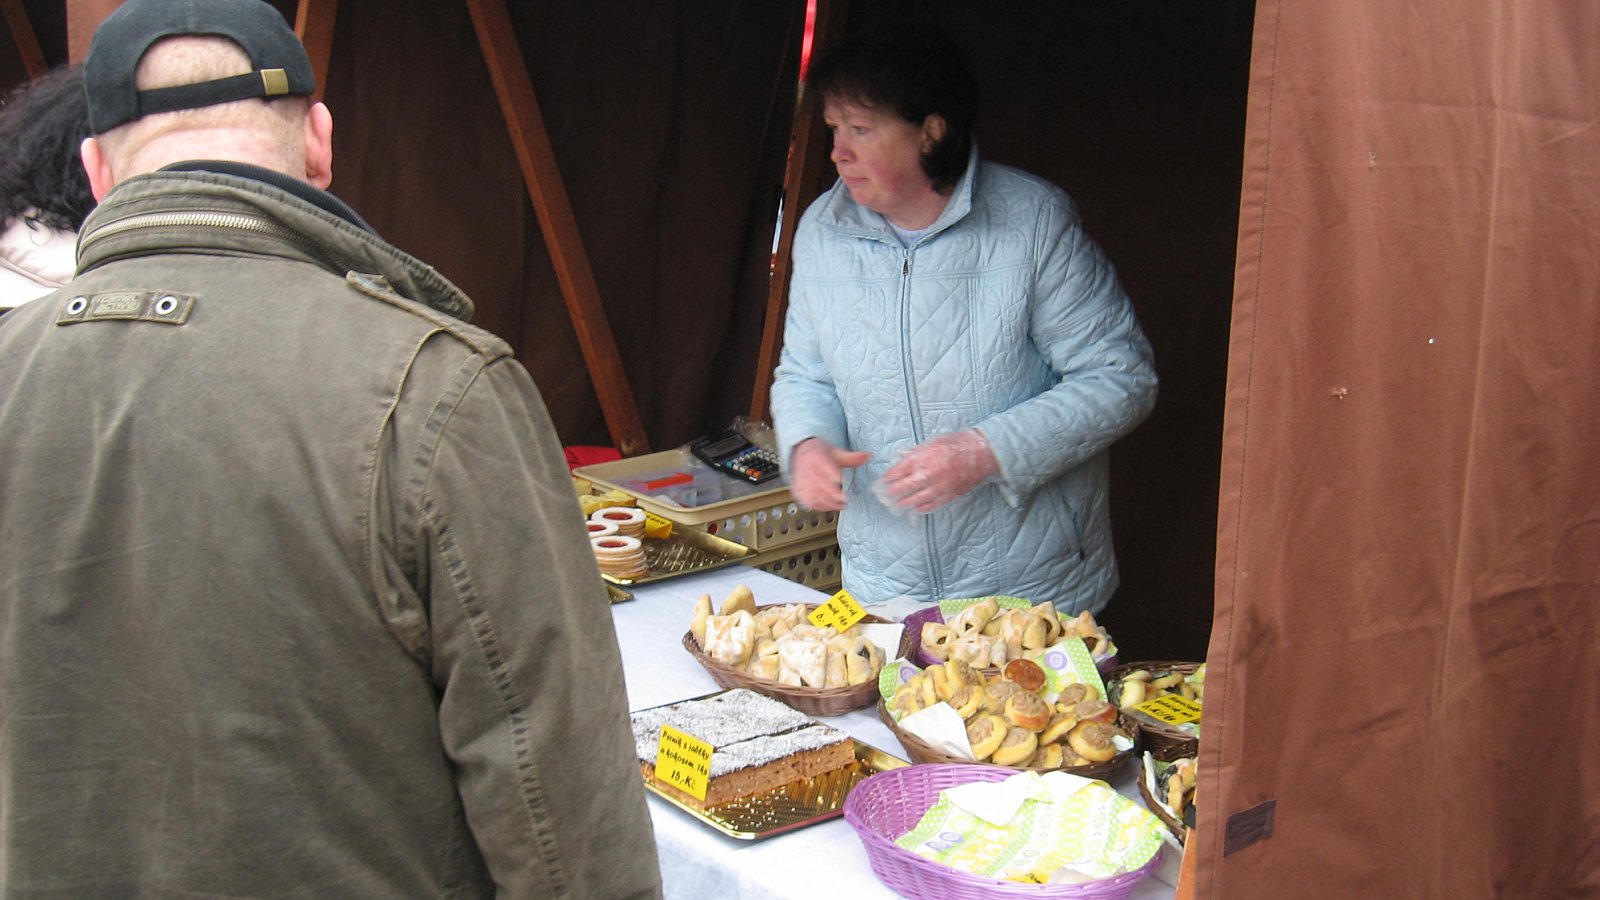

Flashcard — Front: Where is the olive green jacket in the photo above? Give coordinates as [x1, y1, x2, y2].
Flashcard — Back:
[0, 169, 661, 899]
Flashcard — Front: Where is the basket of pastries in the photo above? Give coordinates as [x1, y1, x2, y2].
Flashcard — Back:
[876, 644, 1140, 782]
[683, 583, 911, 717]
[1104, 661, 1204, 761]
[844, 763, 1167, 899]
[907, 597, 1119, 675]
[1137, 751, 1198, 841]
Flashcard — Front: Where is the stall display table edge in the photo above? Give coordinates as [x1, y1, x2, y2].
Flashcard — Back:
[610, 566, 1180, 900]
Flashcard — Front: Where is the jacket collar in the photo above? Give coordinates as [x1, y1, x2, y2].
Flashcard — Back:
[815, 143, 982, 243]
[160, 160, 376, 234]
[76, 167, 474, 321]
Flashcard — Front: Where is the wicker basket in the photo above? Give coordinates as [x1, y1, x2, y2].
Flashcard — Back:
[843, 763, 1165, 899]
[876, 700, 1140, 782]
[682, 606, 910, 717]
[1135, 755, 1191, 841]
[904, 604, 1119, 675]
[1103, 661, 1202, 761]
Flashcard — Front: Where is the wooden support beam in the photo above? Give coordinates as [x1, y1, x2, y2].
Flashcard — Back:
[2, 0, 46, 77]
[294, 0, 337, 102]
[749, 0, 849, 422]
[464, 0, 650, 457]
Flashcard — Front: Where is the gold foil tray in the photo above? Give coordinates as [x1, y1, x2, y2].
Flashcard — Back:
[602, 526, 755, 587]
[643, 739, 908, 841]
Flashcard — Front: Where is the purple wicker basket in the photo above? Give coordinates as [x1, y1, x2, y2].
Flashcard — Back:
[904, 605, 1120, 675]
[843, 764, 1163, 900]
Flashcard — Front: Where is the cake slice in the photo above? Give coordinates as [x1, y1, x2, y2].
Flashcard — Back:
[632, 688, 856, 807]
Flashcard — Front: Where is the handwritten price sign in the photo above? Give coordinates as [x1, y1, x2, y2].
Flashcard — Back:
[808, 589, 867, 632]
[1134, 693, 1202, 726]
[655, 725, 712, 801]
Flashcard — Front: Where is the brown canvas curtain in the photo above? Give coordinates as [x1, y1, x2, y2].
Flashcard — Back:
[1197, 2, 1600, 896]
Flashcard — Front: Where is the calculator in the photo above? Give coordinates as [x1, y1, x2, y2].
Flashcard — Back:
[690, 429, 781, 484]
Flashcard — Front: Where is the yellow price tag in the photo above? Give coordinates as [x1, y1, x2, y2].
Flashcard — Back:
[808, 589, 867, 632]
[643, 513, 673, 540]
[1134, 693, 1202, 725]
[655, 725, 712, 801]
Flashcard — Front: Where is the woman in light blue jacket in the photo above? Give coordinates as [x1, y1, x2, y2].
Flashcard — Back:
[771, 22, 1157, 615]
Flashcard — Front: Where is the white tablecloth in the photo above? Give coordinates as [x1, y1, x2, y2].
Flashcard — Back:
[611, 565, 1180, 900]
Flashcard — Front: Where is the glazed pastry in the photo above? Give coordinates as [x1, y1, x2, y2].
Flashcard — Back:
[778, 635, 828, 688]
[983, 680, 1022, 714]
[719, 583, 757, 616]
[947, 598, 999, 636]
[966, 714, 1008, 761]
[990, 726, 1039, 767]
[1039, 713, 1077, 745]
[943, 658, 981, 689]
[950, 683, 988, 719]
[844, 652, 873, 686]
[823, 649, 848, 689]
[1057, 682, 1095, 707]
[703, 610, 756, 668]
[1065, 720, 1120, 763]
[746, 655, 780, 680]
[690, 593, 713, 646]
[1003, 691, 1051, 731]
[920, 623, 958, 661]
[1029, 602, 1065, 644]
[1002, 658, 1046, 692]
[1031, 743, 1066, 769]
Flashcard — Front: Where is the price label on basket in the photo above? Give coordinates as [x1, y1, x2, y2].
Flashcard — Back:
[643, 512, 674, 539]
[1134, 693, 1202, 725]
[808, 589, 867, 632]
[655, 725, 712, 801]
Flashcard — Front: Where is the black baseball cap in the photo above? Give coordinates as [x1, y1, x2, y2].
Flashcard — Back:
[84, 0, 315, 134]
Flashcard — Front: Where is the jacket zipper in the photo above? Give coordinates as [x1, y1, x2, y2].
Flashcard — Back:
[894, 247, 945, 598]
[79, 210, 354, 273]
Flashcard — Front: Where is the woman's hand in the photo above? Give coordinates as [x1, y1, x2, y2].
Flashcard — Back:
[789, 438, 870, 511]
[880, 429, 998, 513]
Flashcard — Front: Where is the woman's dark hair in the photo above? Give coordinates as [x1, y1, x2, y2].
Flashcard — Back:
[0, 64, 95, 232]
[806, 20, 977, 192]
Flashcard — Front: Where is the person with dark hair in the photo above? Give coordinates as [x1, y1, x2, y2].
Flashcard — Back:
[771, 21, 1158, 616]
[0, 1, 661, 896]
[0, 64, 94, 311]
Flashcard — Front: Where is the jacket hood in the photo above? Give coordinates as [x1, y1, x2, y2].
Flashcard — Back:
[76, 170, 474, 321]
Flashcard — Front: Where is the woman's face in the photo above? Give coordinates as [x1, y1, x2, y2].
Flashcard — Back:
[822, 97, 946, 228]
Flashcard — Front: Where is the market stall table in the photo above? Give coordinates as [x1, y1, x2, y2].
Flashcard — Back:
[610, 565, 1181, 900]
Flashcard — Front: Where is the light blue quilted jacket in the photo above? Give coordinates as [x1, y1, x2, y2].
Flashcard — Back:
[771, 147, 1157, 614]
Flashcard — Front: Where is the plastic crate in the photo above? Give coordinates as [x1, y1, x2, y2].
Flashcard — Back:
[574, 449, 837, 551]
[749, 533, 842, 593]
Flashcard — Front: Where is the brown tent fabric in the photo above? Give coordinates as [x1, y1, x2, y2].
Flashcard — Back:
[1197, 2, 1600, 896]
[320, 0, 807, 451]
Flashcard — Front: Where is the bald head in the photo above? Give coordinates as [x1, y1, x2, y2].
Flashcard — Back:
[81, 35, 332, 201]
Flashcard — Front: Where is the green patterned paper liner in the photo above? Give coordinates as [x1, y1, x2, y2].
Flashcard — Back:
[894, 771, 1166, 882]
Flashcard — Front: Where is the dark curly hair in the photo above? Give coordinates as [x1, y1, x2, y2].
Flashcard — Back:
[0, 64, 95, 232]
[806, 20, 978, 192]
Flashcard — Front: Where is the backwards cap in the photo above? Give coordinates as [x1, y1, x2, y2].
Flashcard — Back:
[84, 0, 314, 134]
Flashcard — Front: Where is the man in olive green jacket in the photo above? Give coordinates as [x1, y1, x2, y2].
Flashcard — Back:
[0, 2, 661, 897]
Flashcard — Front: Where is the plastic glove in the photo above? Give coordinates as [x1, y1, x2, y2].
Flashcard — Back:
[879, 429, 998, 514]
[788, 438, 871, 511]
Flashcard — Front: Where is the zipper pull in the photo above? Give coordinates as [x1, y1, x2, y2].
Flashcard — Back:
[902, 257, 909, 276]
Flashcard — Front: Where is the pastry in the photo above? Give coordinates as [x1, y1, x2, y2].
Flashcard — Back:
[632, 689, 856, 807]
[990, 726, 1039, 766]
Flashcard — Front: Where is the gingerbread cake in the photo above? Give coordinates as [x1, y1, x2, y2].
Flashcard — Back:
[632, 688, 856, 807]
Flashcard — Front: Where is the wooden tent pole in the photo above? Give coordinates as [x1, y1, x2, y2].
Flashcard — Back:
[464, 0, 650, 457]
[748, 0, 849, 422]
[293, 0, 337, 103]
[2, 0, 47, 77]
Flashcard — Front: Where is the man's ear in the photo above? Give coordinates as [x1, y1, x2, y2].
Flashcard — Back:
[81, 137, 116, 202]
[303, 102, 334, 189]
